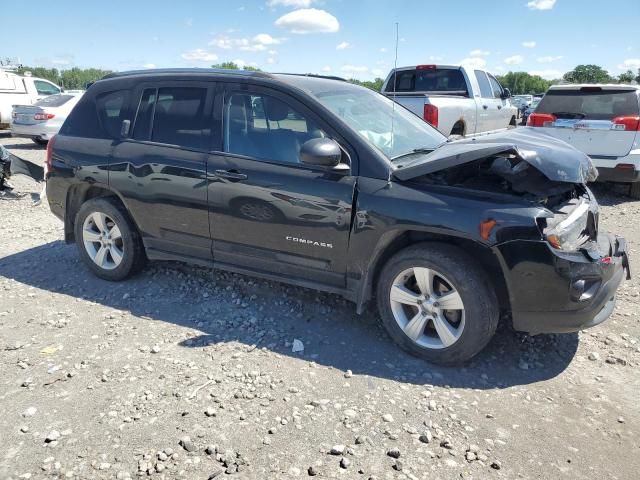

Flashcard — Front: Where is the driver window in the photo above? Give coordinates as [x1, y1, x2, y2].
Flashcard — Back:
[224, 92, 325, 164]
[34, 80, 61, 96]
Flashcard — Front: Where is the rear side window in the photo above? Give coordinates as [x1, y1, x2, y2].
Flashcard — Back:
[385, 68, 468, 95]
[474, 71, 493, 98]
[34, 94, 75, 108]
[536, 89, 640, 120]
[132, 87, 208, 150]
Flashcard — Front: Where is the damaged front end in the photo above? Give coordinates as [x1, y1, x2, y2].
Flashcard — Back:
[393, 129, 630, 334]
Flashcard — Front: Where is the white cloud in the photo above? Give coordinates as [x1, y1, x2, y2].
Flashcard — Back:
[537, 55, 563, 63]
[469, 49, 490, 56]
[322, 65, 332, 72]
[50, 56, 73, 66]
[275, 8, 339, 34]
[232, 59, 259, 69]
[528, 69, 562, 79]
[380, 47, 388, 53]
[184, 18, 193, 27]
[181, 49, 218, 62]
[504, 55, 524, 65]
[268, 49, 278, 55]
[268, 0, 315, 7]
[336, 41, 349, 50]
[253, 33, 282, 46]
[209, 34, 283, 52]
[527, 0, 556, 10]
[341, 64, 368, 73]
[522, 41, 536, 48]
[459, 57, 487, 69]
[143, 63, 156, 69]
[617, 58, 640, 70]
[429, 55, 443, 62]
[267, 57, 276, 65]
[371, 68, 384, 77]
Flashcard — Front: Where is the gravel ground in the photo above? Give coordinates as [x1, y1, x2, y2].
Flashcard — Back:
[1, 135, 639, 480]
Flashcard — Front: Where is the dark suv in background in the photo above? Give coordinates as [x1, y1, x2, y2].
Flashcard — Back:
[44, 69, 630, 364]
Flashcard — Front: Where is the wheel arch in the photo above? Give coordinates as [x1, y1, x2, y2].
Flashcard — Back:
[64, 184, 136, 243]
[450, 120, 466, 136]
[356, 230, 512, 316]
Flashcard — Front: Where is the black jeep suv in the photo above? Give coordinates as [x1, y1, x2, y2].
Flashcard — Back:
[44, 69, 630, 364]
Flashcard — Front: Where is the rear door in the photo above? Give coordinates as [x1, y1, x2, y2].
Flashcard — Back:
[109, 82, 214, 259]
[533, 87, 640, 157]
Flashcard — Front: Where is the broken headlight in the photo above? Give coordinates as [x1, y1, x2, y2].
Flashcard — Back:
[542, 198, 596, 251]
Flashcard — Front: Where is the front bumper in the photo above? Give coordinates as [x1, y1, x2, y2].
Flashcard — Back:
[499, 234, 630, 335]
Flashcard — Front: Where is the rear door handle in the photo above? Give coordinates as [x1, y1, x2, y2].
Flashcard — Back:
[213, 169, 247, 181]
[497, 105, 502, 110]
[482, 105, 488, 110]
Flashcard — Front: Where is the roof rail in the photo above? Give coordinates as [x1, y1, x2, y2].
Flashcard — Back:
[100, 68, 272, 81]
[273, 73, 347, 82]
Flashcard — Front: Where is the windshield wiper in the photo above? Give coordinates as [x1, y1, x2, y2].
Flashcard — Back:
[552, 111, 586, 119]
[391, 146, 437, 162]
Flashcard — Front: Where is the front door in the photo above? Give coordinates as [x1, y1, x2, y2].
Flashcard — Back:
[206, 84, 356, 287]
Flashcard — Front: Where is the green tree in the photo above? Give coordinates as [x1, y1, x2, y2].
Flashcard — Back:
[347, 77, 384, 92]
[15, 65, 111, 89]
[495, 72, 552, 95]
[617, 70, 636, 84]
[563, 64, 612, 84]
[212, 61, 261, 72]
[636, 68, 640, 84]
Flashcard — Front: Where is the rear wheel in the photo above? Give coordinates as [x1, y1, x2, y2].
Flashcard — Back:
[377, 243, 499, 365]
[630, 181, 640, 200]
[74, 198, 146, 281]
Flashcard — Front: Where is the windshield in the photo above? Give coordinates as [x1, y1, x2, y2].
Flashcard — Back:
[34, 94, 76, 108]
[276, 75, 447, 159]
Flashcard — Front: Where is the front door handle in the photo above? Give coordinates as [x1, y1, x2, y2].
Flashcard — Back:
[497, 105, 502, 110]
[482, 105, 488, 110]
[214, 169, 247, 181]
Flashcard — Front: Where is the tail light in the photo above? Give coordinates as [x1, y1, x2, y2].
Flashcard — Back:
[416, 64, 437, 70]
[45, 134, 56, 174]
[527, 113, 556, 127]
[612, 116, 640, 131]
[423, 104, 439, 128]
[34, 112, 55, 121]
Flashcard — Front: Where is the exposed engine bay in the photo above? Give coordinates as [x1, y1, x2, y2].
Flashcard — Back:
[414, 152, 585, 208]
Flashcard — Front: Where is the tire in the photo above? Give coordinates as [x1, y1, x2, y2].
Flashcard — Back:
[74, 197, 146, 281]
[629, 182, 640, 200]
[376, 243, 499, 365]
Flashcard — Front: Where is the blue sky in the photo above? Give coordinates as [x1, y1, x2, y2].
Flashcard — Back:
[4, 0, 639, 80]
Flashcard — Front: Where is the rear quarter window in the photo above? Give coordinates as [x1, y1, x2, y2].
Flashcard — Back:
[536, 89, 640, 120]
[60, 89, 130, 139]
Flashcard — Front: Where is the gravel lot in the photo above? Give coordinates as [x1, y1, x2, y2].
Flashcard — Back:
[1, 135, 639, 480]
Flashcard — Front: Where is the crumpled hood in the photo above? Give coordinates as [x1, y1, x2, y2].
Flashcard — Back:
[393, 128, 598, 184]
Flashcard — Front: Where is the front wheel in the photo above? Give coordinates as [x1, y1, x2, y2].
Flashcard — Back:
[74, 197, 146, 281]
[376, 244, 499, 365]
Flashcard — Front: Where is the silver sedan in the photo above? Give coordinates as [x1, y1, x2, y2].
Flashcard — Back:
[10, 92, 83, 145]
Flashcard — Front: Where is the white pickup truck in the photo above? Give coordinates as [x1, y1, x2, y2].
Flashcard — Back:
[381, 64, 517, 137]
[0, 69, 62, 129]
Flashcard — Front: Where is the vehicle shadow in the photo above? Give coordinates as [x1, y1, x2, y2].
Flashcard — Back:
[0, 240, 579, 389]
[590, 183, 635, 206]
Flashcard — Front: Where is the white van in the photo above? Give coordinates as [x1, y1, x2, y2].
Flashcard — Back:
[0, 69, 62, 128]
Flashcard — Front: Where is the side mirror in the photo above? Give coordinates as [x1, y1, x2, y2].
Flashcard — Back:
[502, 88, 511, 99]
[300, 138, 344, 169]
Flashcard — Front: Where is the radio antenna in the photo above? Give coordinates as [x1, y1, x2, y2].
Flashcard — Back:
[387, 22, 399, 184]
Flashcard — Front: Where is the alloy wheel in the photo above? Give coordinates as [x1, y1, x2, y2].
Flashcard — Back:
[82, 212, 124, 270]
[389, 267, 465, 349]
